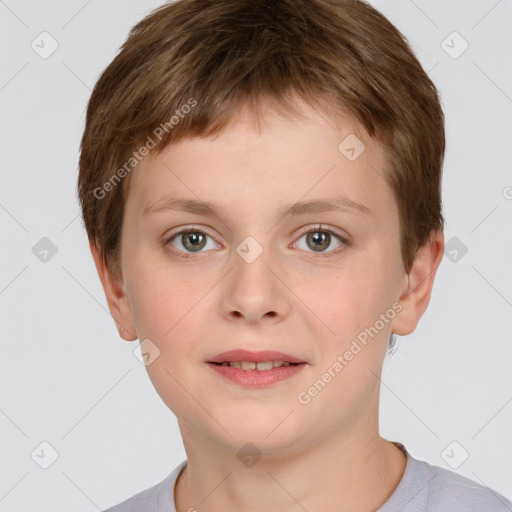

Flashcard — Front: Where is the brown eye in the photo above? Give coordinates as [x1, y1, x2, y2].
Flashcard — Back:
[293, 226, 347, 255]
[166, 228, 218, 257]
[306, 231, 331, 252]
[180, 231, 207, 252]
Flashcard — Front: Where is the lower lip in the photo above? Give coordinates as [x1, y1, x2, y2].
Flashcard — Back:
[206, 362, 306, 387]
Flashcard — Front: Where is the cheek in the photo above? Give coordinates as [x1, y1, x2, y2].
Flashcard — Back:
[307, 263, 398, 364]
[125, 256, 188, 339]
[125, 266, 207, 412]
[316, 270, 391, 329]
[125, 257, 215, 366]
[296, 270, 393, 417]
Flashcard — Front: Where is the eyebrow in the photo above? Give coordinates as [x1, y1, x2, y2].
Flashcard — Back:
[142, 196, 374, 221]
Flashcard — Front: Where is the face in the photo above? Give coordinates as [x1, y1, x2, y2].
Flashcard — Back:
[105, 100, 426, 455]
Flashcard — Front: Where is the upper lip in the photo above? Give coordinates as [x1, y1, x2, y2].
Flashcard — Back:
[206, 349, 306, 364]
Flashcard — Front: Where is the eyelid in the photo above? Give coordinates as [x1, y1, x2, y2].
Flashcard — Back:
[164, 223, 349, 243]
[163, 224, 219, 253]
[290, 223, 349, 258]
[294, 223, 349, 244]
[164, 224, 217, 242]
[163, 223, 349, 258]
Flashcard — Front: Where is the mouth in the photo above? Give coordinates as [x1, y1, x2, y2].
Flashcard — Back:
[206, 349, 307, 366]
[209, 360, 302, 370]
[206, 349, 307, 387]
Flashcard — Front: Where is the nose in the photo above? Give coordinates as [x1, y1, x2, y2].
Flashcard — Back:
[220, 240, 291, 325]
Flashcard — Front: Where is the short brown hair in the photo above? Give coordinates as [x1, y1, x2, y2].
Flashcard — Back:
[77, 0, 444, 282]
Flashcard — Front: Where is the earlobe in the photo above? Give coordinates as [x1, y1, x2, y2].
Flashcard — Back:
[391, 230, 444, 336]
[89, 240, 138, 341]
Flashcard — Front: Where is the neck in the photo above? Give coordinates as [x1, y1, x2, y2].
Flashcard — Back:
[174, 422, 407, 512]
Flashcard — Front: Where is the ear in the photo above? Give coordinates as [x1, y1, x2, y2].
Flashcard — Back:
[89, 240, 137, 341]
[391, 230, 444, 336]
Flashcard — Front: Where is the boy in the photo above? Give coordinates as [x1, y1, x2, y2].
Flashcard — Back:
[77, 0, 512, 510]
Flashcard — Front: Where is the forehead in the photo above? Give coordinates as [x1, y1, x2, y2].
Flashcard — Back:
[125, 100, 392, 221]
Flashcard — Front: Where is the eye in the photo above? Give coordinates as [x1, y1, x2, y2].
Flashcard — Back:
[165, 227, 219, 258]
[164, 224, 348, 259]
[292, 224, 347, 256]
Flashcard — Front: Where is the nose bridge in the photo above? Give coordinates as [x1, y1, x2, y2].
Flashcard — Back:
[222, 233, 288, 322]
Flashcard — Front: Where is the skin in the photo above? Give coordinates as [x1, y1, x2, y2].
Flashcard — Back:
[91, 97, 444, 511]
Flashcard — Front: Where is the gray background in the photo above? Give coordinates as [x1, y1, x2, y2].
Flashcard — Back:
[1, 0, 511, 510]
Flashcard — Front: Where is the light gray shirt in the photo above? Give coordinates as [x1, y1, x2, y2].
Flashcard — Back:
[103, 443, 512, 511]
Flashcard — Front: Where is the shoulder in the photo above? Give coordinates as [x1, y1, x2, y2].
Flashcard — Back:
[381, 443, 512, 512]
[102, 461, 187, 512]
[409, 455, 512, 511]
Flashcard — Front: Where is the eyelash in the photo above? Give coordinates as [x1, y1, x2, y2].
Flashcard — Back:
[163, 224, 349, 260]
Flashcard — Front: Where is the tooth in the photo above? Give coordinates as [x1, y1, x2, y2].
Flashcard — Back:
[226, 361, 294, 370]
[256, 361, 273, 371]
